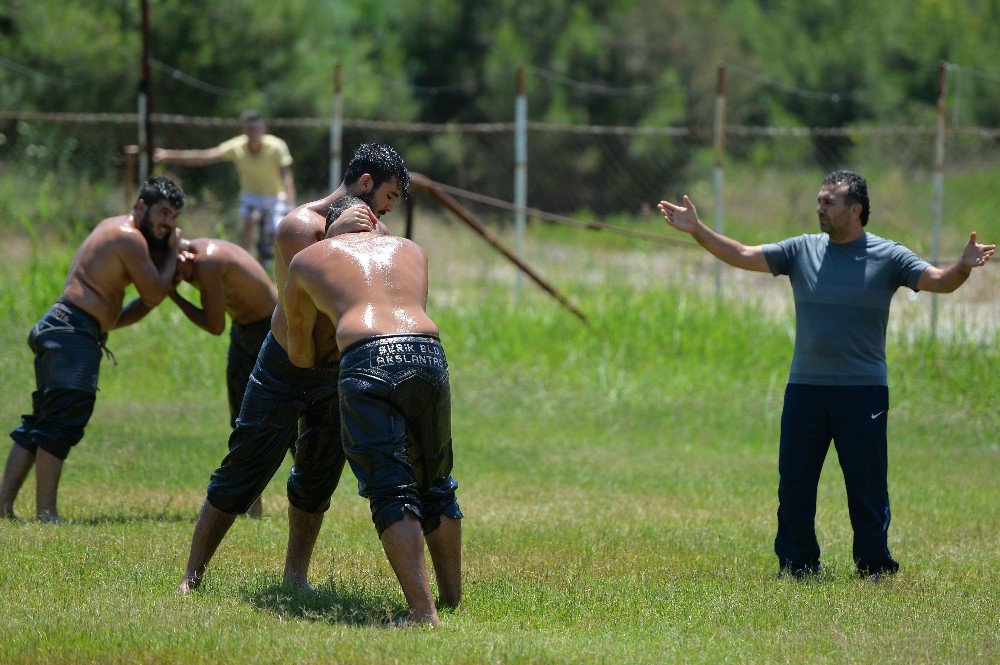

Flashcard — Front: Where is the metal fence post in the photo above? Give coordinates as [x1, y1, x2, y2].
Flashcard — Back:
[136, 93, 147, 185]
[330, 60, 343, 191]
[123, 146, 136, 207]
[713, 63, 727, 296]
[405, 190, 415, 240]
[931, 61, 948, 339]
[137, 0, 154, 184]
[513, 64, 528, 301]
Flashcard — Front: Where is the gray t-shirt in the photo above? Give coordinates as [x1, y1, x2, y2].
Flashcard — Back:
[762, 232, 929, 386]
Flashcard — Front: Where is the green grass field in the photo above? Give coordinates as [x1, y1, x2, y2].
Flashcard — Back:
[0, 207, 997, 663]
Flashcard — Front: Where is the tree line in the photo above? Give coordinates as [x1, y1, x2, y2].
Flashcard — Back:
[2, 1, 998, 213]
[4, 1, 998, 126]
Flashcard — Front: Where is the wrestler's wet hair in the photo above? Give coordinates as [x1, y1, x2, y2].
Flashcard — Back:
[138, 176, 185, 209]
[823, 170, 869, 226]
[325, 195, 367, 233]
[342, 143, 410, 199]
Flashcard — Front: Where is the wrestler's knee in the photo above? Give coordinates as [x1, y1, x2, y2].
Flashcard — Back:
[372, 501, 424, 537]
[14, 389, 96, 461]
[286, 447, 345, 514]
[286, 479, 333, 514]
[209, 425, 294, 514]
[206, 475, 262, 515]
[420, 493, 465, 535]
[204, 491, 249, 516]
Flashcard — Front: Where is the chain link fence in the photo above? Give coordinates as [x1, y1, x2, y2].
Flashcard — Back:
[1, 63, 997, 339]
[2, 110, 997, 247]
[2, 113, 997, 340]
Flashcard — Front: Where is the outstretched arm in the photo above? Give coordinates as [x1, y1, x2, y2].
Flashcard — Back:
[154, 146, 225, 166]
[659, 195, 771, 273]
[916, 232, 995, 293]
[284, 263, 318, 368]
[281, 165, 296, 208]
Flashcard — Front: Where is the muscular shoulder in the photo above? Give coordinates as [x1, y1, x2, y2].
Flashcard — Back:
[193, 239, 230, 273]
[399, 237, 425, 255]
[277, 204, 323, 240]
[101, 216, 147, 252]
[275, 204, 323, 257]
[290, 237, 334, 268]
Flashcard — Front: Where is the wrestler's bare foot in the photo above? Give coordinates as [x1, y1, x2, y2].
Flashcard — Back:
[281, 573, 315, 593]
[176, 574, 201, 595]
[37, 509, 65, 524]
[0, 504, 18, 521]
[390, 612, 440, 628]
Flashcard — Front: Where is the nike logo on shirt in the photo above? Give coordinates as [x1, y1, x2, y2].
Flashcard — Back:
[871, 411, 885, 419]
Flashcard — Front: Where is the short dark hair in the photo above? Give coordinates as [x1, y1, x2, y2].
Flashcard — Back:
[138, 176, 185, 209]
[325, 195, 366, 233]
[342, 143, 410, 198]
[823, 170, 869, 226]
[240, 109, 264, 125]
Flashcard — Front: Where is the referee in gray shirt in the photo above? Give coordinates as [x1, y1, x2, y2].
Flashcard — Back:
[659, 170, 995, 579]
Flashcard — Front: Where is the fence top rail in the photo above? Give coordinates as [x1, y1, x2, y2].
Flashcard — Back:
[156, 115, 517, 132]
[952, 126, 1000, 138]
[0, 111, 516, 133]
[1, 111, 998, 138]
[730, 125, 935, 137]
[526, 122, 696, 137]
[344, 119, 514, 133]
[0, 111, 138, 123]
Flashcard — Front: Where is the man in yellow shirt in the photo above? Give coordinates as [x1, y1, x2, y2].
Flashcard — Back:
[156, 110, 296, 264]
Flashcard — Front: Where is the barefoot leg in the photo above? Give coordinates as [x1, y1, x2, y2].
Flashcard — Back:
[0, 444, 35, 520]
[282, 504, 323, 591]
[178, 500, 238, 593]
[380, 512, 440, 627]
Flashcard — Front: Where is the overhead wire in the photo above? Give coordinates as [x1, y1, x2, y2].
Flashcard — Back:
[0, 55, 74, 86]
[150, 59, 244, 98]
[945, 62, 1000, 85]
[530, 66, 673, 96]
[726, 64, 860, 102]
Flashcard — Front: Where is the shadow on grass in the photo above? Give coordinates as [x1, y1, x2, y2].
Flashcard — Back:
[242, 577, 405, 627]
[69, 511, 195, 526]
